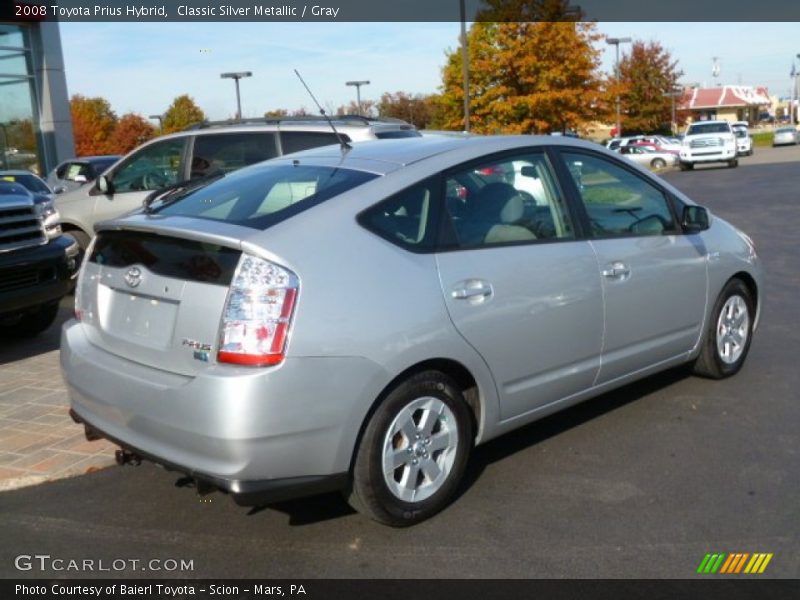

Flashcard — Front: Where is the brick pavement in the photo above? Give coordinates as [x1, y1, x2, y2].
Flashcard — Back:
[0, 299, 115, 491]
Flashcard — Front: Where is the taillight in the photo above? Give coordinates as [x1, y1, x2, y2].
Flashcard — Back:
[217, 254, 299, 367]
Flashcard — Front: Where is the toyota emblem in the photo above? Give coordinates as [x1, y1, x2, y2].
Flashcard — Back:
[124, 266, 143, 288]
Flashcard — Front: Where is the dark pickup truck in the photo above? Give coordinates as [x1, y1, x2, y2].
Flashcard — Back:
[1, 181, 79, 337]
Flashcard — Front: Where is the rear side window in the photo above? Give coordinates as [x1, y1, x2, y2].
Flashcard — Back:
[191, 133, 278, 178]
[358, 178, 439, 251]
[156, 164, 378, 230]
[279, 131, 349, 154]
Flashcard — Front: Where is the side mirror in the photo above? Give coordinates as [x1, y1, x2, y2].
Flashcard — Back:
[97, 174, 114, 195]
[73, 174, 88, 184]
[682, 205, 710, 233]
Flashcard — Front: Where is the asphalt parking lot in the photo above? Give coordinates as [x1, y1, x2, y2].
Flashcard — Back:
[0, 146, 798, 579]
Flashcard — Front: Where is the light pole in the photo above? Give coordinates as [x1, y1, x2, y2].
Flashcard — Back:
[220, 71, 252, 122]
[148, 115, 163, 132]
[607, 36, 632, 137]
[794, 54, 800, 125]
[345, 80, 370, 115]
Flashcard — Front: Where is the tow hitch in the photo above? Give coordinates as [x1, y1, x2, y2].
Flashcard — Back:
[115, 449, 142, 466]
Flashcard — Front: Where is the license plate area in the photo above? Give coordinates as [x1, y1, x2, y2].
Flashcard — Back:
[98, 284, 179, 349]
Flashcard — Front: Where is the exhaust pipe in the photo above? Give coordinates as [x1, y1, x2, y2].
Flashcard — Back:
[114, 449, 142, 466]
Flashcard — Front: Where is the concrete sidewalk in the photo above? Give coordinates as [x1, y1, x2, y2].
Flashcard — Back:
[0, 299, 115, 491]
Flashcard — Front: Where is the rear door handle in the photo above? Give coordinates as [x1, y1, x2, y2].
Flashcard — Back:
[602, 262, 631, 280]
[452, 279, 493, 301]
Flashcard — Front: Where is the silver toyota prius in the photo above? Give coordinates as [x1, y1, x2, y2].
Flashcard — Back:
[61, 136, 762, 526]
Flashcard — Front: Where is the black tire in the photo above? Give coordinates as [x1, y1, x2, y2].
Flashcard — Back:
[347, 371, 473, 527]
[0, 301, 60, 338]
[692, 279, 755, 379]
[651, 158, 667, 169]
[728, 159, 739, 168]
[679, 162, 694, 171]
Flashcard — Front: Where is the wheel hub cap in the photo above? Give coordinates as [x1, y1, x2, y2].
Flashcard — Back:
[381, 396, 459, 503]
[716, 294, 749, 365]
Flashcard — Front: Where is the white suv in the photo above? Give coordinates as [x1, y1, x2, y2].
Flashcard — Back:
[679, 121, 738, 170]
[731, 121, 753, 156]
[55, 116, 419, 254]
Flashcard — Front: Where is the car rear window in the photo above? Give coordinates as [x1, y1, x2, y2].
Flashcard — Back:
[154, 164, 378, 230]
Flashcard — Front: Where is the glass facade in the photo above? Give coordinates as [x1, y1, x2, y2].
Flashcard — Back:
[0, 24, 41, 173]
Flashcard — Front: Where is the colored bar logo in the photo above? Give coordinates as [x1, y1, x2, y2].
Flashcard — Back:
[697, 553, 773, 574]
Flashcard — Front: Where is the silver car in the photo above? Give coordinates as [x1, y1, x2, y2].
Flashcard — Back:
[617, 145, 679, 169]
[772, 127, 799, 146]
[62, 136, 762, 526]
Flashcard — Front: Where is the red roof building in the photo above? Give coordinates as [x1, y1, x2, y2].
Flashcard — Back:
[679, 85, 771, 124]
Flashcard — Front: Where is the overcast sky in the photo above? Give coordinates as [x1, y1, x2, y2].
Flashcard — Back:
[59, 22, 800, 121]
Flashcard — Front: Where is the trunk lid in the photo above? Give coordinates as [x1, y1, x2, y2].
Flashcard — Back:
[77, 225, 245, 376]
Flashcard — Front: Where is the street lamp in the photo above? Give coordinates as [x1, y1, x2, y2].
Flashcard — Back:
[607, 36, 632, 137]
[148, 115, 163, 132]
[220, 71, 252, 122]
[345, 80, 370, 115]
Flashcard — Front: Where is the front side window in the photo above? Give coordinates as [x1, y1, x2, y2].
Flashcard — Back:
[443, 152, 574, 248]
[191, 133, 278, 178]
[111, 138, 185, 193]
[561, 152, 677, 237]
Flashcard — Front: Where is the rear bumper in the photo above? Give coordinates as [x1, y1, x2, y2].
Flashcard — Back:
[69, 408, 347, 505]
[61, 320, 388, 503]
[0, 236, 79, 316]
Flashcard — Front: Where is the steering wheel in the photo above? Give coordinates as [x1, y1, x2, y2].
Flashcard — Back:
[142, 170, 170, 190]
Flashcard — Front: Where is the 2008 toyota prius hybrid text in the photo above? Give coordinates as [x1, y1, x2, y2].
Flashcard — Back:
[61, 136, 762, 526]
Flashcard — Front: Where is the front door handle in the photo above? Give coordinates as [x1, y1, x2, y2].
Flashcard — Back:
[602, 262, 631, 280]
[452, 279, 493, 302]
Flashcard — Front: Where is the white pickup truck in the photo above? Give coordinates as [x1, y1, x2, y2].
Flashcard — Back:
[679, 120, 738, 170]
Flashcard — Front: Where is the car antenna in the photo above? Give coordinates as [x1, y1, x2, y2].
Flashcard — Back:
[294, 69, 351, 152]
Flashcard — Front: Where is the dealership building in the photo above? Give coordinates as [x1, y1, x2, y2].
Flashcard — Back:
[0, 22, 74, 175]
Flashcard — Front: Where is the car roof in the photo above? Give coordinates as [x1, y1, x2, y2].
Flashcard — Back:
[265, 134, 596, 176]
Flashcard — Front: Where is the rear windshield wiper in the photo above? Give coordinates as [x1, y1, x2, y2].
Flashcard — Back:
[142, 172, 226, 214]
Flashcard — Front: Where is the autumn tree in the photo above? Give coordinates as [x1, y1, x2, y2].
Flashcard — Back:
[439, 20, 610, 134]
[616, 40, 683, 134]
[70, 95, 117, 156]
[109, 113, 156, 154]
[335, 100, 377, 117]
[376, 92, 438, 129]
[264, 108, 289, 118]
[162, 95, 206, 133]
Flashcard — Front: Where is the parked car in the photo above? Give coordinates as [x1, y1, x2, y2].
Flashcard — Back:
[679, 121, 738, 170]
[55, 116, 420, 256]
[1, 181, 78, 337]
[63, 136, 762, 526]
[618, 145, 679, 169]
[631, 136, 682, 155]
[731, 122, 753, 156]
[772, 127, 799, 146]
[0, 169, 54, 197]
[47, 155, 121, 195]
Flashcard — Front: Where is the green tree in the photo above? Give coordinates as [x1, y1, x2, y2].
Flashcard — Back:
[617, 40, 683, 134]
[70, 94, 117, 156]
[109, 113, 156, 154]
[438, 21, 610, 134]
[162, 95, 206, 133]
